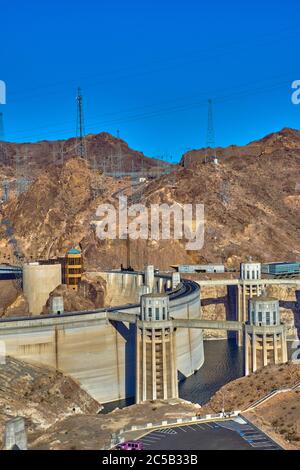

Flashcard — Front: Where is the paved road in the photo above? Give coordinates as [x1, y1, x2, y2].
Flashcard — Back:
[138, 419, 281, 450]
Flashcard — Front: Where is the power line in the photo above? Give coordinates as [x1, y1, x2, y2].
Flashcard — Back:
[5, 69, 298, 143]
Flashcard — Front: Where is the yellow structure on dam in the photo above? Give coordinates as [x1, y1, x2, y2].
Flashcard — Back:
[64, 248, 83, 290]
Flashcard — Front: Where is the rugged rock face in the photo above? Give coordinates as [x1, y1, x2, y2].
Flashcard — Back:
[200, 285, 228, 339]
[0, 127, 299, 271]
[2, 293, 29, 317]
[30, 399, 200, 450]
[0, 131, 169, 176]
[0, 280, 20, 316]
[181, 127, 300, 165]
[0, 357, 100, 448]
[43, 274, 106, 313]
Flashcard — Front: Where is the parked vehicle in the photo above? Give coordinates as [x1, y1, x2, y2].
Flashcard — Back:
[116, 440, 144, 451]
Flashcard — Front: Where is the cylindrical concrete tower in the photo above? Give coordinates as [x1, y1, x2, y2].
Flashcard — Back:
[136, 294, 178, 403]
[237, 261, 264, 345]
[172, 272, 181, 290]
[240, 262, 261, 281]
[137, 284, 151, 301]
[144, 265, 155, 293]
[245, 296, 288, 375]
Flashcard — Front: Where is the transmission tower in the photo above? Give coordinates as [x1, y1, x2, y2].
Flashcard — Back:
[115, 129, 123, 178]
[15, 152, 29, 195]
[205, 99, 217, 164]
[2, 181, 9, 202]
[76, 87, 87, 160]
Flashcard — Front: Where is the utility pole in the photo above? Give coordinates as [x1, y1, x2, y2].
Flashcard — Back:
[76, 87, 87, 160]
[205, 99, 218, 164]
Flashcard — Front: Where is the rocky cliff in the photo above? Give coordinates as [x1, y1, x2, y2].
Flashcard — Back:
[0, 357, 100, 448]
[0, 128, 299, 271]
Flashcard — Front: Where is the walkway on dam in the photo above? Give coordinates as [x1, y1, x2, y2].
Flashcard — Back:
[107, 312, 243, 331]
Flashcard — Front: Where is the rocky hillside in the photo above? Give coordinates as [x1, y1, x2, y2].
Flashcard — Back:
[0, 132, 169, 177]
[42, 273, 107, 314]
[0, 127, 299, 270]
[30, 399, 200, 450]
[181, 127, 300, 165]
[200, 362, 300, 449]
[0, 357, 100, 448]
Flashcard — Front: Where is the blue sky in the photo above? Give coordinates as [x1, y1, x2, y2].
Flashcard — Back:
[0, 0, 299, 161]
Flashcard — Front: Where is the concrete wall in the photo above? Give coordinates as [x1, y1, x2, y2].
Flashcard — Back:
[0, 273, 203, 404]
[23, 263, 62, 315]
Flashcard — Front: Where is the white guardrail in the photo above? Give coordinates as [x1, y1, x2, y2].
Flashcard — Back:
[243, 380, 300, 412]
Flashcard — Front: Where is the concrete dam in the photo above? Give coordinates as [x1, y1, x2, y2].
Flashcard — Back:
[0, 271, 204, 403]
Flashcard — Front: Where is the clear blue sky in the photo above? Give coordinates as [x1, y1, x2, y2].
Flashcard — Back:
[0, 0, 300, 161]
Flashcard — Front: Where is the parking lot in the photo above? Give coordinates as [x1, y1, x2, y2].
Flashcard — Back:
[138, 418, 281, 450]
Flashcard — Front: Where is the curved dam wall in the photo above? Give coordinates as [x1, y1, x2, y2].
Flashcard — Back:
[0, 272, 203, 404]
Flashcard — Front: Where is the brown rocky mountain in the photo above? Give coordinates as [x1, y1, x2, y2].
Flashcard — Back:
[0, 131, 169, 178]
[181, 127, 300, 165]
[0, 128, 299, 272]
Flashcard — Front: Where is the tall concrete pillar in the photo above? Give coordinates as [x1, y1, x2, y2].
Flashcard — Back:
[273, 333, 278, 364]
[144, 265, 155, 293]
[252, 333, 257, 372]
[172, 272, 181, 290]
[245, 330, 249, 376]
[158, 277, 164, 293]
[281, 330, 288, 363]
[138, 284, 151, 301]
[136, 294, 178, 403]
[263, 334, 268, 367]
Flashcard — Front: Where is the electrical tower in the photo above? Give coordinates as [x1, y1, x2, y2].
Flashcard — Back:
[15, 152, 29, 195]
[205, 99, 218, 164]
[76, 87, 87, 160]
[115, 129, 123, 178]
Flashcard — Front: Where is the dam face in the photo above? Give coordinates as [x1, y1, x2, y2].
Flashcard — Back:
[0, 272, 203, 404]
